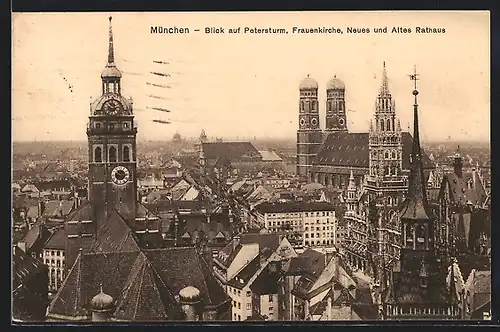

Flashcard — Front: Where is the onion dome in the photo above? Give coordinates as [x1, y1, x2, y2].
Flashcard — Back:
[326, 75, 345, 90]
[179, 286, 201, 304]
[90, 287, 115, 312]
[173, 132, 181, 141]
[299, 75, 318, 90]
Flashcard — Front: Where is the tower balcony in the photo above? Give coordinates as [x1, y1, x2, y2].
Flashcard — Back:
[87, 126, 138, 136]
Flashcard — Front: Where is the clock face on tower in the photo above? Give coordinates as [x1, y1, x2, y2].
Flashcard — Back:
[103, 99, 123, 115]
[111, 166, 130, 185]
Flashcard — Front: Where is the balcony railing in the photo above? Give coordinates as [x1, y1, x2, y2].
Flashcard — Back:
[87, 127, 138, 135]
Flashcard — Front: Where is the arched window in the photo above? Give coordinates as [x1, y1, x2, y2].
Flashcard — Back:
[380, 119, 385, 132]
[311, 100, 316, 110]
[393, 167, 398, 176]
[300, 101, 304, 111]
[384, 151, 389, 159]
[385, 166, 390, 176]
[387, 119, 391, 132]
[109, 146, 117, 162]
[123, 146, 131, 162]
[391, 150, 396, 159]
[94, 147, 102, 163]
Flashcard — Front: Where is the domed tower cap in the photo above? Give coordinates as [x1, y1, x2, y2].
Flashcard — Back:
[179, 286, 201, 304]
[299, 75, 318, 90]
[326, 75, 345, 90]
[90, 286, 115, 312]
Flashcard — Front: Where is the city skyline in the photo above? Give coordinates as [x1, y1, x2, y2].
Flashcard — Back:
[12, 11, 490, 142]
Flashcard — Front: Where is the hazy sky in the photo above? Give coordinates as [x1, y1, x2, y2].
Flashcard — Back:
[12, 11, 490, 142]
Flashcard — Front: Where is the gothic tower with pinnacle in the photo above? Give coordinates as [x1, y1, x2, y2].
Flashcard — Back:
[296, 75, 323, 180]
[364, 62, 407, 285]
[87, 16, 137, 226]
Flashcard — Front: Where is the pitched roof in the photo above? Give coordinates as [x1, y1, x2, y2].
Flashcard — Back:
[34, 180, 73, 192]
[201, 142, 262, 161]
[13, 246, 47, 290]
[313, 132, 434, 169]
[90, 210, 140, 253]
[291, 249, 327, 297]
[258, 150, 282, 162]
[250, 264, 280, 295]
[45, 228, 67, 250]
[227, 255, 261, 289]
[440, 171, 488, 207]
[240, 232, 281, 253]
[21, 223, 51, 252]
[48, 248, 230, 320]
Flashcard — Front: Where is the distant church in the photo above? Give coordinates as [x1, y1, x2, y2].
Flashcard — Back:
[296, 62, 435, 189]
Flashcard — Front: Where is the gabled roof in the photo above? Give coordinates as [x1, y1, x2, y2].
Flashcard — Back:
[21, 223, 51, 252]
[313, 132, 434, 169]
[45, 228, 67, 250]
[439, 171, 488, 207]
[258, 150, 282, 162]
[291, 249, 327, 297]
[250, 264, 280, 295]
[13, 246, 47, 290]
[227, 255, 261, 289]
[43, 200, 74, 218]
[48, 247, 230, 321]
[90, 210, 140, 254]
[240, 232, 281, 253]
[201, 142, 262, 161]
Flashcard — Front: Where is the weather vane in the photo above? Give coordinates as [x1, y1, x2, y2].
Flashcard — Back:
[408, 65, 420, 91]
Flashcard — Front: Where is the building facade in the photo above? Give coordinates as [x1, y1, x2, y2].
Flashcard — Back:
[252, 202, 337, 249]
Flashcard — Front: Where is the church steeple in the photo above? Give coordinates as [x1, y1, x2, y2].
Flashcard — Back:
[107, 16, 115, 65]
[400, 65, 432, 221]
[101, 16, 122, 94]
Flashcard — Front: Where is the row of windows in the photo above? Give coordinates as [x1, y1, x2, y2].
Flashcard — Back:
[45, 259, 65, 268]
[94, 145, 132, 163]
[44, 250, 65, 257]
[304, 219, 331, 225]
[305, 226, 332, 231]
[304, 240, 334, 246]
[304, 232, 333, 238]
[327, 100, 344, 112]
[300, 100, 317, 111]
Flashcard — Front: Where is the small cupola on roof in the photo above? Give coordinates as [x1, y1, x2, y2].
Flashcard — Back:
[90, 286, 115, 322]
[179, 286, 202, 321]
[299, 75, 319, 90]
[326, 75, 345, 90]
[101, 16, 122, 80]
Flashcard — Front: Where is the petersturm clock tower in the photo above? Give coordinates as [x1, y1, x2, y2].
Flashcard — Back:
[87, 16, 137, 227]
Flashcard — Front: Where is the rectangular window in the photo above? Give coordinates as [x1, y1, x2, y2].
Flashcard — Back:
[269, 307, 273, 312]
[56, 251, 60, 256]
[238, 303, 241, 309]
[246, 303, 251, 310]
[269, 295, 273, 302]
[246, 291, 251, 297]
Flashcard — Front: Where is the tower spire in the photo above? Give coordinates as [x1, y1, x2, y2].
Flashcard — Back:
[400, 65, 431, 221]
[379, 61, 390, 96]
[108, 16, 115, 65]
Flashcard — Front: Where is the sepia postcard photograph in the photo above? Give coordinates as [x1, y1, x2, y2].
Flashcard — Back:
[11, 11, 491, 323]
